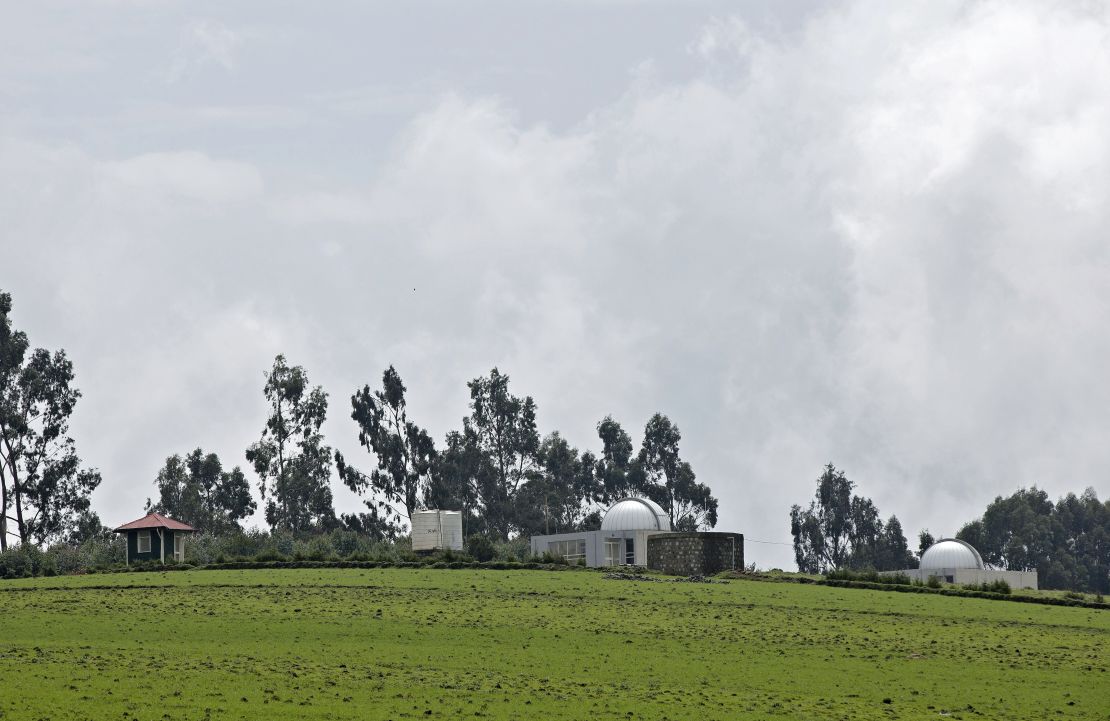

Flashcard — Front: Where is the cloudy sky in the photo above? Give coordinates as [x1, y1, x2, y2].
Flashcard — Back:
[4, 0, 1109, 568]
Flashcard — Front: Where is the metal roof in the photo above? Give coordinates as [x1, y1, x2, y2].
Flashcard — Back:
[600, 497, 672, 532]
[113, 512, 196, 532]
[919, 538, 984, 570]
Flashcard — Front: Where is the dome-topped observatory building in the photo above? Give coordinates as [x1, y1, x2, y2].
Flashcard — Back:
[920, 539, 984, 571]
[530, 497, 673, 566]
[600, 497, 671, 533]
[883, 538, 1038, 589]
[529, 496, 743, 573]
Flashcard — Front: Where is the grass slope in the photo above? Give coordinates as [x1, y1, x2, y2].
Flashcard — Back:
[0, 569, 1107, 720]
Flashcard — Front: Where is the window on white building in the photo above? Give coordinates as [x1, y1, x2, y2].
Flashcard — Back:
[548, 539, 586, 564]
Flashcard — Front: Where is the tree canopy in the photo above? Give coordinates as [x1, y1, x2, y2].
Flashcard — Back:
[634, 414, 717, 531]
[245, 355, 336, 533]
[147, 448, 255, 533]
[0, 291, 101, 549]
[958, 486, 1109, 593]
[336, 366, 435, 532]
[789, 464, 914, 573]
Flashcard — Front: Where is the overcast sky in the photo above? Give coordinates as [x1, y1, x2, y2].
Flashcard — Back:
[4, 0, 1109, 569]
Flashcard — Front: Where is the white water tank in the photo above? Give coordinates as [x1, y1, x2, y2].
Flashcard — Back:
[411, 510, 464, 552]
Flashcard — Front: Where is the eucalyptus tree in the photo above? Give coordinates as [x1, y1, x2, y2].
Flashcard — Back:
[147, 448, 255, 533]
[427, 428, 484, 535]
[335, 365, 436, 528]
[463, 368, 539, 539]
[0, 291, 101, 548]
[790, 463, 854, 573]
[245, 355, 335, 533]
[958, 486, 1110, 593]
[635, 413, 718, 531]
[516, 432, 597, 535]
[595, 415, 634, 503]
[790, 464, 913, 573]
[917, 529, 935, 560]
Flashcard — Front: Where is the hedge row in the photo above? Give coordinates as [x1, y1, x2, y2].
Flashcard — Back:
[77, 558, 590, 574]
[817, 578, 1110, 610]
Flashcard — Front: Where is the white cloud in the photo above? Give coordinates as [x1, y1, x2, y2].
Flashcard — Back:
[4, 0, 1110, 567]
[165, 19, 242, 83]
[107, 151, 263, 204]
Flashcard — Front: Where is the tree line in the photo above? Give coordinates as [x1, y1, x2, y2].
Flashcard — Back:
[1, 288, 719, 550]
[6, 286, 1106, 594]
[188, 356, 720, 540]
[790, 464, 1110, 594]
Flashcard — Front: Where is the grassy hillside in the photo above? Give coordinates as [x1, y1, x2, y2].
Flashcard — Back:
[1, 569, 1106, 720]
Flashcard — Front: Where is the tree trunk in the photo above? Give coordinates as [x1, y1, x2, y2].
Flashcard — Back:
[2, 438, 28, 545]
[0, 464, 7, 552]
[12, 472, 26, 545]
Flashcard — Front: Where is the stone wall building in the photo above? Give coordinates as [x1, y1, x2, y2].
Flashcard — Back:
[646, 532, 744, 576]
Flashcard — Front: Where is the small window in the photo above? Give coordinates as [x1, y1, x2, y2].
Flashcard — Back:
[137, 530, 151, 553]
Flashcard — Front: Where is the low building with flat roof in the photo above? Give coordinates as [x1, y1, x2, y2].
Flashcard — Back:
[530, 497, 671, 566]
[531, 498, 745, 574]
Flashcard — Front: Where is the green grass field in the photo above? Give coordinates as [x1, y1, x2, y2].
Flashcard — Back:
[1, 569, 1107, 720]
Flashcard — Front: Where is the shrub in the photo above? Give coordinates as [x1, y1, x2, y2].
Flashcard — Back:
[466, 534, 497, 562]
[987, 579, 1011, 595]
[825, 568, 912, 586]
[494, 537, 530, 562]
[0, 546, 34, 578]
[926, 575, 942, 588]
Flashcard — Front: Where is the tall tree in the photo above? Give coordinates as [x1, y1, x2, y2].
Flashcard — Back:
[876, 515, 916, 570]
[336, 366, 436, 529]
[463, 368, 539, 539]
[245, 355, 335, 533]
[957, 486, 1055, 572]
[790, 463, 854, 573]
[635, 413, 718, 531]
[790, 468, 917, 574]
[595, 415, 634, 503]
[0, 291, 101, 548]
[845, 496, 883, 569]
[147, 448, 255, 533]
[515, 432, 597, 536]
[1051, 489, 1109, 594]
[917, 529, 936, 560]
[427, 428, 484, 536]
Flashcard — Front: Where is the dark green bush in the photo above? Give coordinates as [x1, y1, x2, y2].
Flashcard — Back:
[825, 568, 912, 586]
[466, 534, 497, 562]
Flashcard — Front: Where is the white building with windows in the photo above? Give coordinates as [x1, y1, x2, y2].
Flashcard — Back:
[529, 497, 672, 566]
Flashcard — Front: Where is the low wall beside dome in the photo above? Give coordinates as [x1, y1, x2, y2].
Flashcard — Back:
[647, 532, 744, 576]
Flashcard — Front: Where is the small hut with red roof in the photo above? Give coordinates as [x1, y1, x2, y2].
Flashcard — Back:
[113, 512, 196, 565]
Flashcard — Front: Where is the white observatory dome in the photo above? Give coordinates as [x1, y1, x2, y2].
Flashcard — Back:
[600, 497, 671, 532]
[919, 539, 985, 570]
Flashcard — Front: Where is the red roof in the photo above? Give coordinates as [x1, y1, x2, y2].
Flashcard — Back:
[113, 512, 196, 532]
